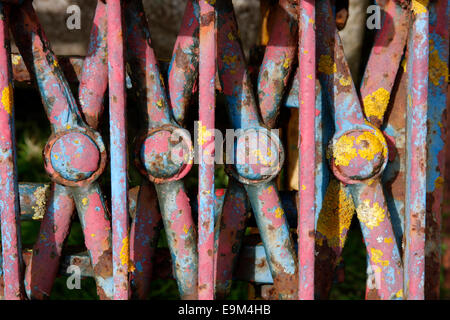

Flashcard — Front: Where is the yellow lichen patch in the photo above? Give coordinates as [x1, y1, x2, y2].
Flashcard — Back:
[223, 54, 237, 66]
[435, 176, 444, 189]
[91, 233, 96, 237]
[429, 40, 449, 86]
[357, 199, 386, 230]
[253, 149, 273, 167]
[384, 237, 393, 244]
[316, 179, 355, 248]
[12, 55, 21, 65]
[1, 83, 13, 115]
[275, 207, 284, 219]
[411, 0, 429, 14]
[32, 185, 50, 220]
[318, 55, 337, 75]
[356, 131, 386, 161]
[363, 88, 390, 120]
[370, 248, 390, 267]
[66, 124, 72, 130]
[183, 224, 189, 234]
[227, 32, 235, 41]
[333, 135, 357, 166]
[197, 123, 212, 146]
[306, 74, 313, 80]
[301, 185, 306, 191]
[339, 76, 351, 87]
[395, 289, 403, 299]
[283, 57, 291, 69]
[82, 197, 89, 206]
[119, 236, 135, 272]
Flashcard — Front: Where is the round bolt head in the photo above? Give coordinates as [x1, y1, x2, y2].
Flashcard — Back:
[137, 125, 193, 184]
[50, 132, 100, 182]
[226, 127, 284, 185]
[331, 128, 388, 184]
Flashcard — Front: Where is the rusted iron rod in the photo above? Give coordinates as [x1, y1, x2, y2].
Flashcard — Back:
[168, 0, 200, 126]
[424, 0, 449, 299]
[297, 0, 315, 300]
[198, 0, 216, 300]
[107, 0, 129, 300]
[0, 2, 24, 300]
[404, 2, 429, 300]
[124, 0, 197, 299]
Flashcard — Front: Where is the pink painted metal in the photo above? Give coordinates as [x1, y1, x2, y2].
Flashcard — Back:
[107, 0, 129, 300]
[404, 6, 429, 300]
[0, 3, 24, 300]
[198, 0, 216, 300]
[297, 0, 316, 301]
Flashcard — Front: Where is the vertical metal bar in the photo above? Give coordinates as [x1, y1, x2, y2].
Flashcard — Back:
[107, 0, 129, 300]
[0, 3, 24, 299]
[404, 2, 429, 300]
[425, 0, 449, 299]
[297, 0, 315, 300]
[198, 0, 216, 300]
[168, 0, 200, 126]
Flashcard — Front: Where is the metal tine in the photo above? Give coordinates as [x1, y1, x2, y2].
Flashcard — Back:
[10, 0, 114, 299]
[360, 0, 411, 128]
[258, 0, 298, 128]
[359, 0, 411, 299]
[297, 0, 316, 300]
[198, 0, 216, 300]
[168, 0, 200, 126]
[216, 0, 298, 299]
[0, 2, 25, 300]
[316, 0, 404, 299]
[404, 1, 429, 300]
[424, 0, 449, 299]
[124, 0, 198, 300]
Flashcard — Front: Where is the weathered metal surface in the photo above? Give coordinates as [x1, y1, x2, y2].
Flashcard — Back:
[107, 0, 129, 300]
[424, 0, 448, 299]
[297, 0, 316, 300]
[258, 0, 298, 128]
[0, 2, 24, 300]
[0, 0, 446, 301]
[168, 0, 200, 126]
[217, 0, 297, 300]
[10, 0, 113, 299]
[316, 0, 404, 300]
[124, 0, 197, 300]
[198, 0, 216, 300]
[404, 1, 429, 300]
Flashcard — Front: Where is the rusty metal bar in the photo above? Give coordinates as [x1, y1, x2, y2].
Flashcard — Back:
[198, 0, 216, 300]
[107, 0, 129, 300]
[0, 2, 24, 300]
[404, 1, 429, 300]
[217, 0, 297, 300]
[424, 0, 449, 299]
[124, 0, 197, 300]
[297, 0, 316, 300]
